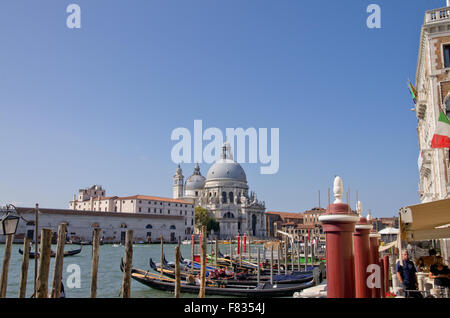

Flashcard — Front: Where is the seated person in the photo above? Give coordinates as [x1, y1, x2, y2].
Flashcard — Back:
[429, 257, 450, 289]
[415, 257, 425, 272]
[186, 274, 195, 285]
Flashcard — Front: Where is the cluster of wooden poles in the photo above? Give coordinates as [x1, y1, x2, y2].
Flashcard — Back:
[156, 229, 325, 298]
[0, 222, 133, 298]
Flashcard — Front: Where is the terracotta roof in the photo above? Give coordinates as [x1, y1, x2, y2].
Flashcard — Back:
[116, 195, 193, 205]
[16, 207, 184, 220]
[72, 195, 194, 205]
[303, 207, 326, 214]
[266, 211, 304, 219]
[296, 224, 315, 229]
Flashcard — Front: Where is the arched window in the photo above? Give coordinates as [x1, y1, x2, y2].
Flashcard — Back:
[170, 225, 176, 230]
[224, 212, 234, 219]
[91, 222, 100, 228]
[229, 192, 234, 203]
[145, 224, 153, 229]
[120, 223, 127, 228]
[222, 192, 227, 204]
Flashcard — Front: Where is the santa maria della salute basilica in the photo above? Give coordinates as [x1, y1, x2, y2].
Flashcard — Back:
[173, 142, 266, 239]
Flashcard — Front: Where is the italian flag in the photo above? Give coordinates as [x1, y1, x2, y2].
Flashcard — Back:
[431, 111, 450, 148]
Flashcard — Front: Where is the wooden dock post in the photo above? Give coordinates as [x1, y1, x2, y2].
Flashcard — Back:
[0, 234, 14, 298]
[304, 237, 309, 271]
[297, 241, 301, 271]
[174, 245, 181, 298]
[239, 238, 242, 268]
[284, 239, 288, 275]
[277, 243, 281, 275]
[270, 247, 274, 285]
[121, 230, 134, 298]
[191, 234, 195, 273]
[90, 227, 101, 298]
[36, 229, 52, 298]
[215, 240, 218, 267]
[257, 247, 260, 285]
[34, 203, 39, 296]
[160, 234, 164, 277]
[51, 223, 67, 298]
[18, 237, 31, 298]
[199, 227, 206, 298]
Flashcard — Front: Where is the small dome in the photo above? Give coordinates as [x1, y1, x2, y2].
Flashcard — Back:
[185, 163, 206, 190]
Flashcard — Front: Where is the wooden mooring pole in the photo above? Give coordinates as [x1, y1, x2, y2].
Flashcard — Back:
[90, 227, 101, 298]
[160, 234, 164, 277]
[51, 223, 67, 298]
[199, 227, 207, 298]
[174, 245, 181, 298]
[18, 237, 31, 298]
[121, 230, 133, 298]
[277, 243, 281, 275]
[270, 247, 274, 285]
[34, 203, 39, 296]
[257, 247, 260, 285]
[0, 234, 14, 298]
[215, 240, 218, 267]
[36, 229, 52, 298]
[284, 240, 288, 275]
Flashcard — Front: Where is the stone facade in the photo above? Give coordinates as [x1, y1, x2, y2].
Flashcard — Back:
[69, 187, 195, 236]
[7, 207, 186, 244]
[415, 7, 450, 202]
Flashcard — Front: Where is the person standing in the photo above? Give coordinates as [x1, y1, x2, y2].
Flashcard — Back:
[396, 250, 420, 298]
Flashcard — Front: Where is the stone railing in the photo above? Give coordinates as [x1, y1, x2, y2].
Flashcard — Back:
[425, 7, 450, 24]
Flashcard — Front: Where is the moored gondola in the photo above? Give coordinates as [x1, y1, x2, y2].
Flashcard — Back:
[120, 260, 316, 297]
[19, 245, 82, 259]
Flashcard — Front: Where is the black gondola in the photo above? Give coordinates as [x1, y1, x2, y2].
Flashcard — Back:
[120, 260, 315, 297]
[19, 246, 82, 259]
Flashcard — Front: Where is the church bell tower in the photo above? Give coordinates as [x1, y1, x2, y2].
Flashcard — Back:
[173, 164, 184, 199]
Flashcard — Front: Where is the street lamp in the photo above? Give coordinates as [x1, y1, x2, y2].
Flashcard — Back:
[0, 204, 20, 235]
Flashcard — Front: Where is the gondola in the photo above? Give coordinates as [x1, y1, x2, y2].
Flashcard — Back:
[19, 246, 82, 259]
[149, 258, 315, 286]
[120, 260, 316, 297]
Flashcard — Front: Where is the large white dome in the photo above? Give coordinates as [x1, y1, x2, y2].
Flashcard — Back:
[206, 142, 247, 182]
[206, 158, 247, 182]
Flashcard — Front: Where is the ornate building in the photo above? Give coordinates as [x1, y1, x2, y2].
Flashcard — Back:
[415, 3, 450, 202]
[173, 142, 266, 239]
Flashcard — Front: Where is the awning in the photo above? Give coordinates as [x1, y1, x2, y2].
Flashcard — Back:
[379, 240, 398, 252]
[399, 198, 450, 242]
[378, 227, 399, 235]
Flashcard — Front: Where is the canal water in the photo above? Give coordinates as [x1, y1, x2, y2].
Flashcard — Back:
[0, 243, 253, 298]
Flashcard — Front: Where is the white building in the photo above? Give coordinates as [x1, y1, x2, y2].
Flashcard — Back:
[408, 1, 450, 261]
[12, 207, 185, 244]
[173, 142, 266, 239]
[68, 186, 195, 237]
[415, 3, 450, 202]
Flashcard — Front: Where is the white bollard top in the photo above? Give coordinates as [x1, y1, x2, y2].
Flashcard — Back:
[356, 201, 362, 216]
[333, 176, 343, 204]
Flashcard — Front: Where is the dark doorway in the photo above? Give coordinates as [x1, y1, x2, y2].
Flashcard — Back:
[252, 214, 257, 236]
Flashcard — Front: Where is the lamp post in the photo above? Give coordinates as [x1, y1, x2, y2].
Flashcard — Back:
[0, 205, 21, 236]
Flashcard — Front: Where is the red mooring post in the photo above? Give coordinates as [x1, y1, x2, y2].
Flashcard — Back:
[353, 204, 372, 298]
[318, 177, 359, 298]
[369, 232, 381, 298]
[237, 235, 240, 255]
[383, 255, 390, 295]
[243, 234, 247, 253]
[379, 258, 385, 298]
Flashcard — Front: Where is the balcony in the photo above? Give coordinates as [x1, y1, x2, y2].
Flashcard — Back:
[418, 150, 432, 178]
[416, 90, 427, 119]
[425, 7, 450, 24]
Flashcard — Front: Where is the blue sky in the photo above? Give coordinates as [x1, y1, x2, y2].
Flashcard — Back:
[0, 0, 444, 217]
